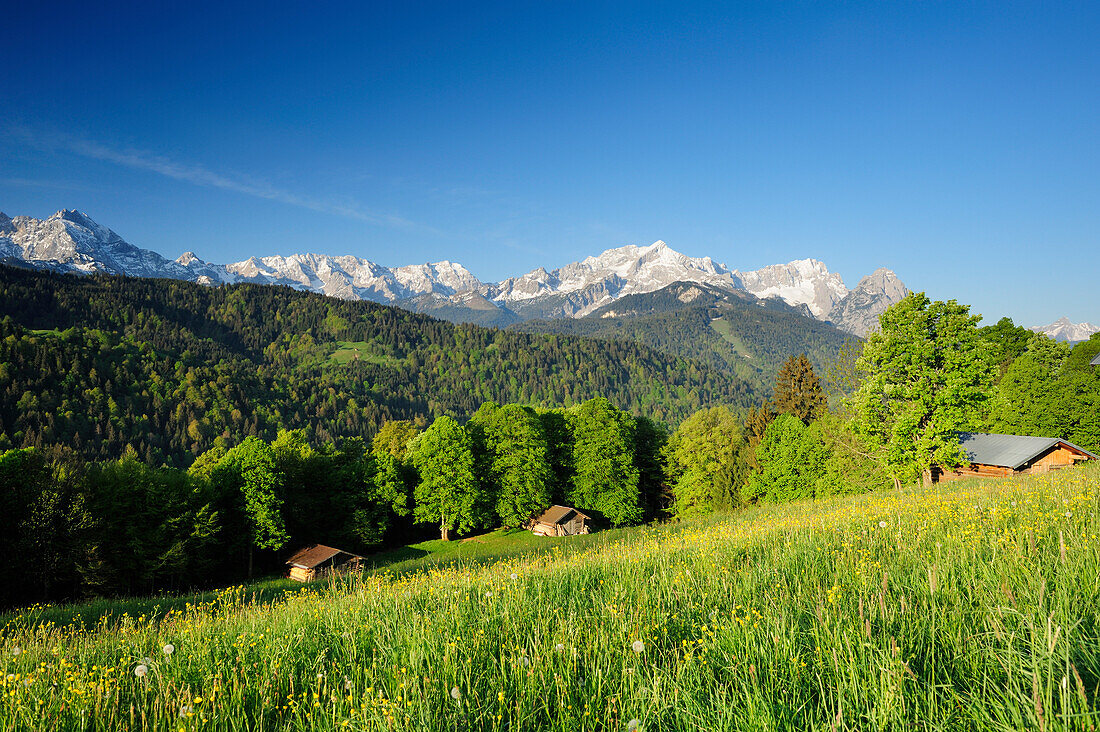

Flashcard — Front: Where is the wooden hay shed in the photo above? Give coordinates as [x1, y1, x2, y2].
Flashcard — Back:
[529, 505, 592, 537]
[932, 432, 1097, 484]
[285, 544, 365, 582]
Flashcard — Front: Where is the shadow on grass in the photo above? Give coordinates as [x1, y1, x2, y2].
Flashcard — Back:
[3, 516, 734, 632]
[1, 577, 305, 632]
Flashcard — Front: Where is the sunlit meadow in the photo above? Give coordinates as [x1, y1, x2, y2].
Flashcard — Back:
[2, 464, 1098, 731]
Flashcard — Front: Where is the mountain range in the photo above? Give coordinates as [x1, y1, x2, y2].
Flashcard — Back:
[1, 209, 909, 335]
[1030, 317, 1100, 343]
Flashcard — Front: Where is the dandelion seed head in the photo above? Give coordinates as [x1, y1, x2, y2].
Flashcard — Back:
[134, 664, 148, 678]
[878, 521, 888, 529]
[162, 644, 174, 656]
[179, 705, 193, 717]
[450, 687, 461, 700]
[627, 719, 641, 731]
[554, 643, 565, 653]
[631, 640, 645, 654]
[10, 647, 20, 657]
[510, 573, 518, 580]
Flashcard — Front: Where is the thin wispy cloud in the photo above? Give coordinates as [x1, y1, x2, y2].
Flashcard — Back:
[8, 126, 442, 235]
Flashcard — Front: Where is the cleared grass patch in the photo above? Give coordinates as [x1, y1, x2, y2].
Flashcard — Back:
[326, 341, 401, 367]
[2, 466, 1098, 730]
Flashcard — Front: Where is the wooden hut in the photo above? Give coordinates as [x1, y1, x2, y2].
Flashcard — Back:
[285, 544, 365, 582]
[529, 505, 592, 537]
[932, 432, 1096, 483]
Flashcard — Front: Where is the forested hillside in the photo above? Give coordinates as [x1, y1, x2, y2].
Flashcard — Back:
[0, 266, 752, 466]
[509, 282, 856, 389]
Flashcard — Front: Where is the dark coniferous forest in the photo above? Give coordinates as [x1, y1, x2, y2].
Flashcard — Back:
[0, 265, 751, 466]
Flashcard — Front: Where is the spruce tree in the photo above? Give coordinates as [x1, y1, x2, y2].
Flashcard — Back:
[772, 354, 827, 424]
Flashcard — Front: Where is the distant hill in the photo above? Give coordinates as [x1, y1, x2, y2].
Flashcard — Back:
[509, 281, 857, 391]
[0, 266, 754, 466]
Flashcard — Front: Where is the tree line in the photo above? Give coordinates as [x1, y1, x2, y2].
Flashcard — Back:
[0, 397, 671, 607]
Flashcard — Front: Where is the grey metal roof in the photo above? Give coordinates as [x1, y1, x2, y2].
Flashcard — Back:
[1091, 352, 1100, 366]
[958, 432, 1098, 470]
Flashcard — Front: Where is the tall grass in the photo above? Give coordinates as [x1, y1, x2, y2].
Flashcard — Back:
[2, 465, 1098, 730]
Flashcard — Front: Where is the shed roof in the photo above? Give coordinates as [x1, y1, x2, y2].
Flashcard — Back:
[1091, 352, 1100, 366]
[286, 544, 362, 569]
[958, 432, 1097, 470]
[533, 505, 590, 525]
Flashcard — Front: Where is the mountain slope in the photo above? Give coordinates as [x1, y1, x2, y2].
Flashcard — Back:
[510, 281, 856, 391]
[0, 265, 754, 466]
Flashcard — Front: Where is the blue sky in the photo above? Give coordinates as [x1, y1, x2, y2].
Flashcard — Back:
[2, 0, 1097, 326]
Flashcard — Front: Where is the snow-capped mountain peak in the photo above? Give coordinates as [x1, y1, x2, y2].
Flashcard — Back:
[733, 258, 849, 318]
[0, 209, 912, 334]
[1030, 317, 1100, 343]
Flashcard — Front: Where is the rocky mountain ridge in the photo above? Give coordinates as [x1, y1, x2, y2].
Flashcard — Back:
[0, 209, 909, 335]
[1030, 317, 1100, 343]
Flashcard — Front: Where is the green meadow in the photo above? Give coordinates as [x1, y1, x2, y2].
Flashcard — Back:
[2, 464, 1098, 731]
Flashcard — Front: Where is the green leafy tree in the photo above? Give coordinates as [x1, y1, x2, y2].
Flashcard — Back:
[772, 354, 827, 424]
[744, 414, 829, 503]
[371, 420, 421, 462]
[981, 316, 1034, 377]
[481, 404, 553, 528]
[221, 437, 288, 575]
[990, 335, 1070, 438]
[664, 406, 746, 516]
[411, 416, 482, 540]
[852, 293, 995, 488]
[567, 398, 641, 526]
[814, 413, 893, 496]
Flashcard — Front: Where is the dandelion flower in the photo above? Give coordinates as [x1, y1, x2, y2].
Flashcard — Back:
[450, 687, 461, 701]
[162, 644, 175, 656]
[134, 664, 148, 678]
[628, 719, 641, 731]
[631, 640, 645, 654]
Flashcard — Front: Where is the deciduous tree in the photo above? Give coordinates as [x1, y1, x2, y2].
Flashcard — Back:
[852, 293, 995, 488]
[411, 416, 482, 540]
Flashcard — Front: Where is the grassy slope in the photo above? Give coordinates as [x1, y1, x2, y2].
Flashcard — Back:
[3, 466, 1099, 730]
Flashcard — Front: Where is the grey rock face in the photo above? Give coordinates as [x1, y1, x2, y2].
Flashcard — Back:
[827, 268, 909, 336]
